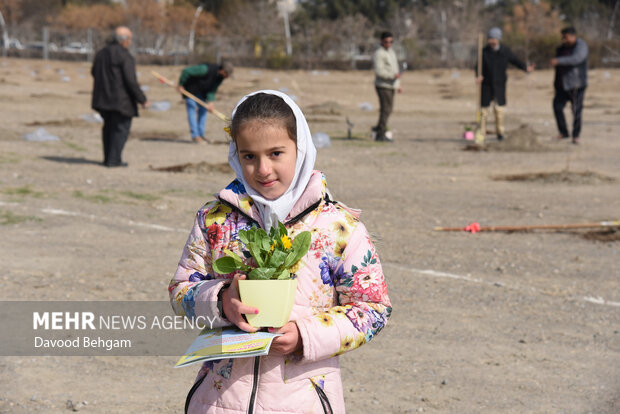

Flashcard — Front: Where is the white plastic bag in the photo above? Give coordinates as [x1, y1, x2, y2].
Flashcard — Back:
[312, 132, 331, 149]
[149, 100, 171, 112]
[23, 127, 60, 142]
[81, 113, 103, 123]
[359, 102, 374, 111]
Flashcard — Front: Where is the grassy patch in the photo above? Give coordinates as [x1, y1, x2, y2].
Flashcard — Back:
[0, 152, 20, 164]
[0, 210, 42, 225]
[72, 189, 162, 204]
[63, 141, 87, 152]
[437, 161, 461, 168]
[1, 185, 44, 198]
[72, 190, 113, 204]
[119, 191, 160, 202]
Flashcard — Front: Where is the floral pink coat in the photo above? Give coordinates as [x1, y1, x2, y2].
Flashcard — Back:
[169, 171, 391, 413]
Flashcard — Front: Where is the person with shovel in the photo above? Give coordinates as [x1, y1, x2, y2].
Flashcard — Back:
[475, 27, 534, 141]
[551, 27, 588, 145]
[177, 62, 233, 143]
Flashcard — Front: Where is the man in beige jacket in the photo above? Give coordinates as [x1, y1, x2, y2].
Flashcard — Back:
[372, 31, 401, 142]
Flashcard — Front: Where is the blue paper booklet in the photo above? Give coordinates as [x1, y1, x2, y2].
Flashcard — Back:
[175, 327, 281, 368]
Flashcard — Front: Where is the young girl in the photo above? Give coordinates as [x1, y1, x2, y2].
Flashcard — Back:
[170, 90, 391, 413]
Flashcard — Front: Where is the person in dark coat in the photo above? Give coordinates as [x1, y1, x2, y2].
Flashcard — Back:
[177, 62, 232, 143]
[476, 27, 534, 141]
[551, 27, 588, 145]
[91, 26, 148, 167]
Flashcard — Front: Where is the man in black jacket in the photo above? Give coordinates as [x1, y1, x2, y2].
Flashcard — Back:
[476, 27, 534, 141]
[92, 26, 148, 167]
[551, 27, 588, 145]
[177, 62, 232, 143]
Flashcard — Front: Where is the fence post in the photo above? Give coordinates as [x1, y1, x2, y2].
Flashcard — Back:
[43, 26, 49, 60]
[189, 5, 203, 53]
[216, 35, 221, 64]
[87, 28, 93, 62]
[351, 43, 356, 70]
[0, 9, 8, 58]
[440, 10, 447, 65]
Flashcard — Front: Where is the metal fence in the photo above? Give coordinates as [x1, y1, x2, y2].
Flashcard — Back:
[3, 26, 619, 70]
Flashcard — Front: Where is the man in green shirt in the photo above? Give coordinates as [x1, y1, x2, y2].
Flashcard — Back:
[177, 62, 233, 143]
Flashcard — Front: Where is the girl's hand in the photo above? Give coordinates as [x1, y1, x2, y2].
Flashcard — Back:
[269, 322, 302, 355]
[221, 274, 259, 333]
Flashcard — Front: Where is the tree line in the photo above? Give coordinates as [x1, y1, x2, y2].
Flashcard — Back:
[1, 0, 618, 68]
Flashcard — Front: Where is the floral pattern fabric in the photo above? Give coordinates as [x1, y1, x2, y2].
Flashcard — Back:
[169, 170, 391, 413]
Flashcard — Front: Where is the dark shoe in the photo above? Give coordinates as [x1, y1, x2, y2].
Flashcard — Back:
[105, 162, 128, 168]
[497, 134, 504, 141]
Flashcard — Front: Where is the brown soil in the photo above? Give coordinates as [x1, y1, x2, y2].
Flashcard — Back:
[581, 227, 620, 242]
[487, 124, 549, 152]
[25, 118, 94, 128]
[305, 100, 343, 115]
[150, 161, 232, 174]
[30, 93, 71, 99]
[493, 170, 616, 184]
[130, 130, 182, 141]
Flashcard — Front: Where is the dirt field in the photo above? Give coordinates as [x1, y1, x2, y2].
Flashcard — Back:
[0, 57, 618, 414]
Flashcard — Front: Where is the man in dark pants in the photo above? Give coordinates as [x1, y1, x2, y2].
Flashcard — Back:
[177, 62, 232, 143]
[551, 27, 588, 145]
[92, 26, 148, 167]
[372, 31, 401, 143]
[476, 27, 534, 141]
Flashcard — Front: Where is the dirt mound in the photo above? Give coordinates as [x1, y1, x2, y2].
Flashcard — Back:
[306, 117, 339, 124]
[493, 170, 616, 185]
[465, 124, 549, 152]
[131, 131, 182, 141]
[487, 124, 548, 152]
[150, 161, 232, 174]
[30, 93, 70, 99]
[305, 101, 343, 115]
[25, 119, 92, 128]
[582, 228, 620, 242]
[0, 77, 19, 86]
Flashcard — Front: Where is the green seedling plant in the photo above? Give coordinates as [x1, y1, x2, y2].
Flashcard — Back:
[212, 221, 311, 280]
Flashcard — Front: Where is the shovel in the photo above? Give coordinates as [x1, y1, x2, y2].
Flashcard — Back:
[151, 70, 229, 122]
[474, 32, 485, 144]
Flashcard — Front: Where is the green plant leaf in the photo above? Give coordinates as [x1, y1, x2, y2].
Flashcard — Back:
[238, 230, 249, 245]
[282, 250, 297, 269]
[278, 221, 287, 238]
[269, 249, 287, 268]
[257, 228, 268, 242]
[223, 249, 244, 264]
[212, 256, 239, 275]
[249, 267, 276, 280]
[261, 237, 272, 251]
[285, 231, 311, 267]
[276, 268, 290, 280]
[248, 242, 264, 267]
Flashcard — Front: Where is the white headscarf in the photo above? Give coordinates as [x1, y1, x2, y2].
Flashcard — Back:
[228, 90, 317, 230]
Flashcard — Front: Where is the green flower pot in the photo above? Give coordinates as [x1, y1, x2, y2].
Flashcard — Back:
[238, 279, 298, 328]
